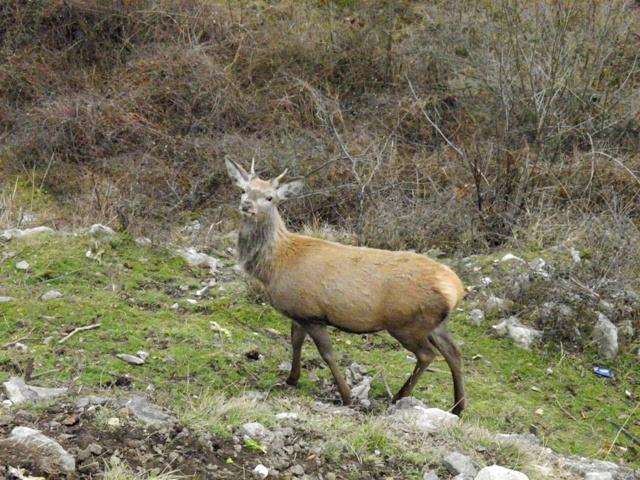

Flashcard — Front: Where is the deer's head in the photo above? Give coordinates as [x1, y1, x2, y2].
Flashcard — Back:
[225, 158, 304, 218]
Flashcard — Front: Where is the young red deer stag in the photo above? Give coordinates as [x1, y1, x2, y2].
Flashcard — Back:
[226, 159, 466, 415]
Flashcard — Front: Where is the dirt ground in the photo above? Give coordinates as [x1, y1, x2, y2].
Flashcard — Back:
[0, 396, 406, 480]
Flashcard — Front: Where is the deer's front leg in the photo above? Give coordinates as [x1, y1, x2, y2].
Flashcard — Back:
[305, 323, 351, 405]
[286, 321, 307, 386]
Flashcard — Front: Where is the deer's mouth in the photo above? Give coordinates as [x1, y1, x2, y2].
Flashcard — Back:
[240, 206, 256, 216]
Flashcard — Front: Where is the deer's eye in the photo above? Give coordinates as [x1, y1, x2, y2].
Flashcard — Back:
[266, 196, 273, 202]
[241, 189, 246, 194]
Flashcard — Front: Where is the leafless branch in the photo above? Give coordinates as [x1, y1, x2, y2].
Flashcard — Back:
[59, 323, 102, 344]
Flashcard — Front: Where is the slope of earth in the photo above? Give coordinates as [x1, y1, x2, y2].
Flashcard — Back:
[0, 228, 638, 479]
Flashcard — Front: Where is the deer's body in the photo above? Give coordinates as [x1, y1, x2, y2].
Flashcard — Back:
[227, 159, 466, 415]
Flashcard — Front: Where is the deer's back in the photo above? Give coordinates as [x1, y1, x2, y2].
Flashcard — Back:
[265, 234, 463, 333]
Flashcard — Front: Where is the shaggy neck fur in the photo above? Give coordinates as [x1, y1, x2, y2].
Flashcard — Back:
[237, 209, 289, 285]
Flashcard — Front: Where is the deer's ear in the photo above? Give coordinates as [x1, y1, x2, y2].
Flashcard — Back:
[276, 179, 304, 201]
[225, 159, 249, 187]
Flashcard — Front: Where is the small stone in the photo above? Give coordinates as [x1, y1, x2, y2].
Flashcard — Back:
[116, 353, 145, 365]
[287, 464, 305, 476]
[0, 427, 75, 471]
[10, 342, 28, 352]
[162, 356, 177, 365]
[275, 412, 301, 422]
[475, 465, 528, 480]
[88, 224, 116, 236]
[136, 351, 149, 361]
[238, 422, 275, 444]
[195, 286, 211, 297]
[529, 258, 553, 277]
[485, 295, 506, 312]
[16, 261, 30, 270]
[278, 361, 292, 372]
[2, 226, 53, 240]
[88, 443, 103, 455]
[501, 254, 526, 263]
[0, 296, 13, 303]
[443, 452, 478, 477]
[41, 290, 63, 301]
[252, 464, 269, 479]
[492, 317, 541, 350]
[113, 395, 175, 426]
[75, 396, 109, 408]
[3, 376, 68, 404]
[176, 247, 220, 273]
[592, 313, 618, 360]
[77, 448, 92, 462]
[468, 309, 485, 326]
[387, 397, 459, 432]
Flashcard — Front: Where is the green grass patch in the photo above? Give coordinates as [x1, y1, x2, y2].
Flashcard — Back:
[1, 231, 637, 471]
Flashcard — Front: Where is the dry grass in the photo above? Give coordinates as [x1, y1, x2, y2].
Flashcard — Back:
[102, 462, 184, 480]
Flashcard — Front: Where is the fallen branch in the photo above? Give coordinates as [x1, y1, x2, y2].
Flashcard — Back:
[607, 401, 640, 454]
[379, 369, 394, 401]
[609, 420, 640, 448]
[553, 395, 578, 421]
[59, 323, 102, 344]
[1, 337, 31, 349]
[29, 368, 63, 380]
[108, 371, 144, 384]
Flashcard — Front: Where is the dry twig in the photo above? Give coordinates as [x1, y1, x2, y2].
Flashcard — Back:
[553, 394, 578, 421]
[59, 323, 102, 344]
[1, 337, 31, 349]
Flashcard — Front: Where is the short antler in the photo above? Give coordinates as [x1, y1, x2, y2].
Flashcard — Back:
[273, 168, 288, 185]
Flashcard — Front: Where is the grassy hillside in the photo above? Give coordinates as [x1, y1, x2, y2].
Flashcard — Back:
[0, 230, 637, 477]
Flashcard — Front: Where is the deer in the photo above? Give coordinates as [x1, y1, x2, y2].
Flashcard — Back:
[225, 158, 466, 416]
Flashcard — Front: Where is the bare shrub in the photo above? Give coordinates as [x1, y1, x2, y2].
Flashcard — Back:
[11, 92, 162, 168]
[110, 45, 249, 135]
[413, 0, 640, 153]
[386, 0, 640, 248]
[0, 1, 136, 68]
[0, 0, 638, 263]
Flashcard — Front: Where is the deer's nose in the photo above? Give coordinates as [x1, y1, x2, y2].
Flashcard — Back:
[241, 201, 252, 212]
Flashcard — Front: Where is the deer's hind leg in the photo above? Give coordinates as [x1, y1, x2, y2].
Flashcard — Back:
[388, 327, 439, 403]
[429, 321, 465, 415]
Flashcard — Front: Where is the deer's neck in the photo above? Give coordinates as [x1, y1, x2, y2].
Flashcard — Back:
[237, 210, 289, 285]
